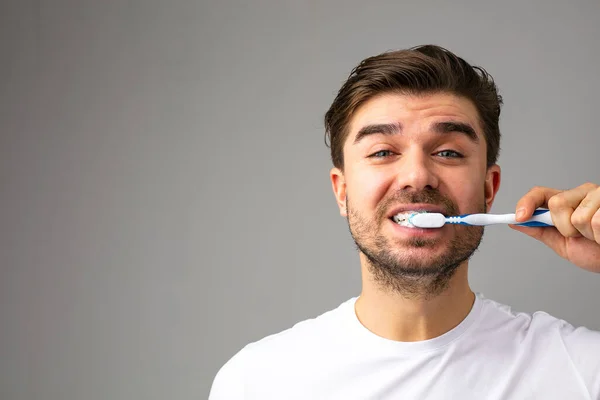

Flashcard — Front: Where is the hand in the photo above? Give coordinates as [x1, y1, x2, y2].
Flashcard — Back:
[510, 183, 600, 273]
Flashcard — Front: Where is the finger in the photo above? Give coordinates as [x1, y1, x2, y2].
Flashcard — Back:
[509, 224, 567, 259]
[570, 185, 600, 241]
[515, 186, 562, 222]
[593, 208, 600, 244]
[548, 184, 599, 238]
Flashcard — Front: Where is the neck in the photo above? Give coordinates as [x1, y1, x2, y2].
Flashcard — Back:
[354, 259, 474, 342]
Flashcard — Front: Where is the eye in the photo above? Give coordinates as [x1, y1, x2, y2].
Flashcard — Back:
[435, 150, 463, 158]
[369, 150, 395, 158]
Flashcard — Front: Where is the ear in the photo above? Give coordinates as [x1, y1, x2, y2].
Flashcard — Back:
[484, 164, 501, 212]
[330, 167, 347, 217]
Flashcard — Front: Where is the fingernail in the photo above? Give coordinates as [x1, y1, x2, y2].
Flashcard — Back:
[516, 208, 526, 220]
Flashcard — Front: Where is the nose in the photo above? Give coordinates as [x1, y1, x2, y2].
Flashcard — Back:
[395, 149, 439, 191]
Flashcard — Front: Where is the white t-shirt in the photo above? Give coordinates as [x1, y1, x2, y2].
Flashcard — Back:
[209, 293, 600, 399]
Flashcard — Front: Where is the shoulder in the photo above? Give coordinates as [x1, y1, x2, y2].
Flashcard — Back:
[477, 293, 600, 397]
[208, 297, 356, 398]
[477, 293, 600, 342]
[208, 342, 250, 399]
[541, 313, 600, 398]
[248, 297, 354, 351]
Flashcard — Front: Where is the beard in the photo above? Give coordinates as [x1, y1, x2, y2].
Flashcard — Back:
[347, 188, 486, 300]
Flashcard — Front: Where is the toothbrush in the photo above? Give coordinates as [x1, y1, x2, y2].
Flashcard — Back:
[408, 208, 554, 228]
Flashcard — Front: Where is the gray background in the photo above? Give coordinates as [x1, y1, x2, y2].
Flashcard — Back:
[1, 0, 599, 399]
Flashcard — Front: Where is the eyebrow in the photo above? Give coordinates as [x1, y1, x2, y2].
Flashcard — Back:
[353, 121, 479, 144]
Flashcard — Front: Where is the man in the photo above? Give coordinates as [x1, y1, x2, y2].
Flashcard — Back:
[209, 45, 600, 399]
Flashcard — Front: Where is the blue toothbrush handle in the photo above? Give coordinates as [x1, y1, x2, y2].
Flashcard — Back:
[514, 209, 554, 227]
[447, 208, 555, 227]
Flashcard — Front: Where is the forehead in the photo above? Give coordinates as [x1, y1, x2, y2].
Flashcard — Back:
[348, 92, 483, 140]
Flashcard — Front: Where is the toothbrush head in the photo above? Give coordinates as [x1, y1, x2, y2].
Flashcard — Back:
[409, 213, 446, 228]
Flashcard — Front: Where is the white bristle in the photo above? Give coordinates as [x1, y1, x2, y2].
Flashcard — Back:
[409, 213, 446, 228]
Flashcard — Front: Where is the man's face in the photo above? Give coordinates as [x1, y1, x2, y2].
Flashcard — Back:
[330, 92, 500, 294]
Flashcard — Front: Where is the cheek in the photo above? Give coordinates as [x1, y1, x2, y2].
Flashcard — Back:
[447, 175, 486, 211]
[347, 167, 391, 208]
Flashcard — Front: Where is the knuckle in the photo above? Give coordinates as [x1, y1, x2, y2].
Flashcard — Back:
[577, 187, 600, 208]
[548, 195, 567, 209]
[582, 182, 599, 190]
[579, 194, 593, 207]
[570, 211, 588, 227]
[592, 213, 600, 230]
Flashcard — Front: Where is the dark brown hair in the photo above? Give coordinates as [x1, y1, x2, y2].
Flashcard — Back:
[324, 45, 502, 169]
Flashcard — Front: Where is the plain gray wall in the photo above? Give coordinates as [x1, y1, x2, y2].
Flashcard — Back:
[1, 1, 599, 399]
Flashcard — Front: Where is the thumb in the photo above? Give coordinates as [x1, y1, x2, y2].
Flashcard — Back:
[509, 224, 566, 256]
